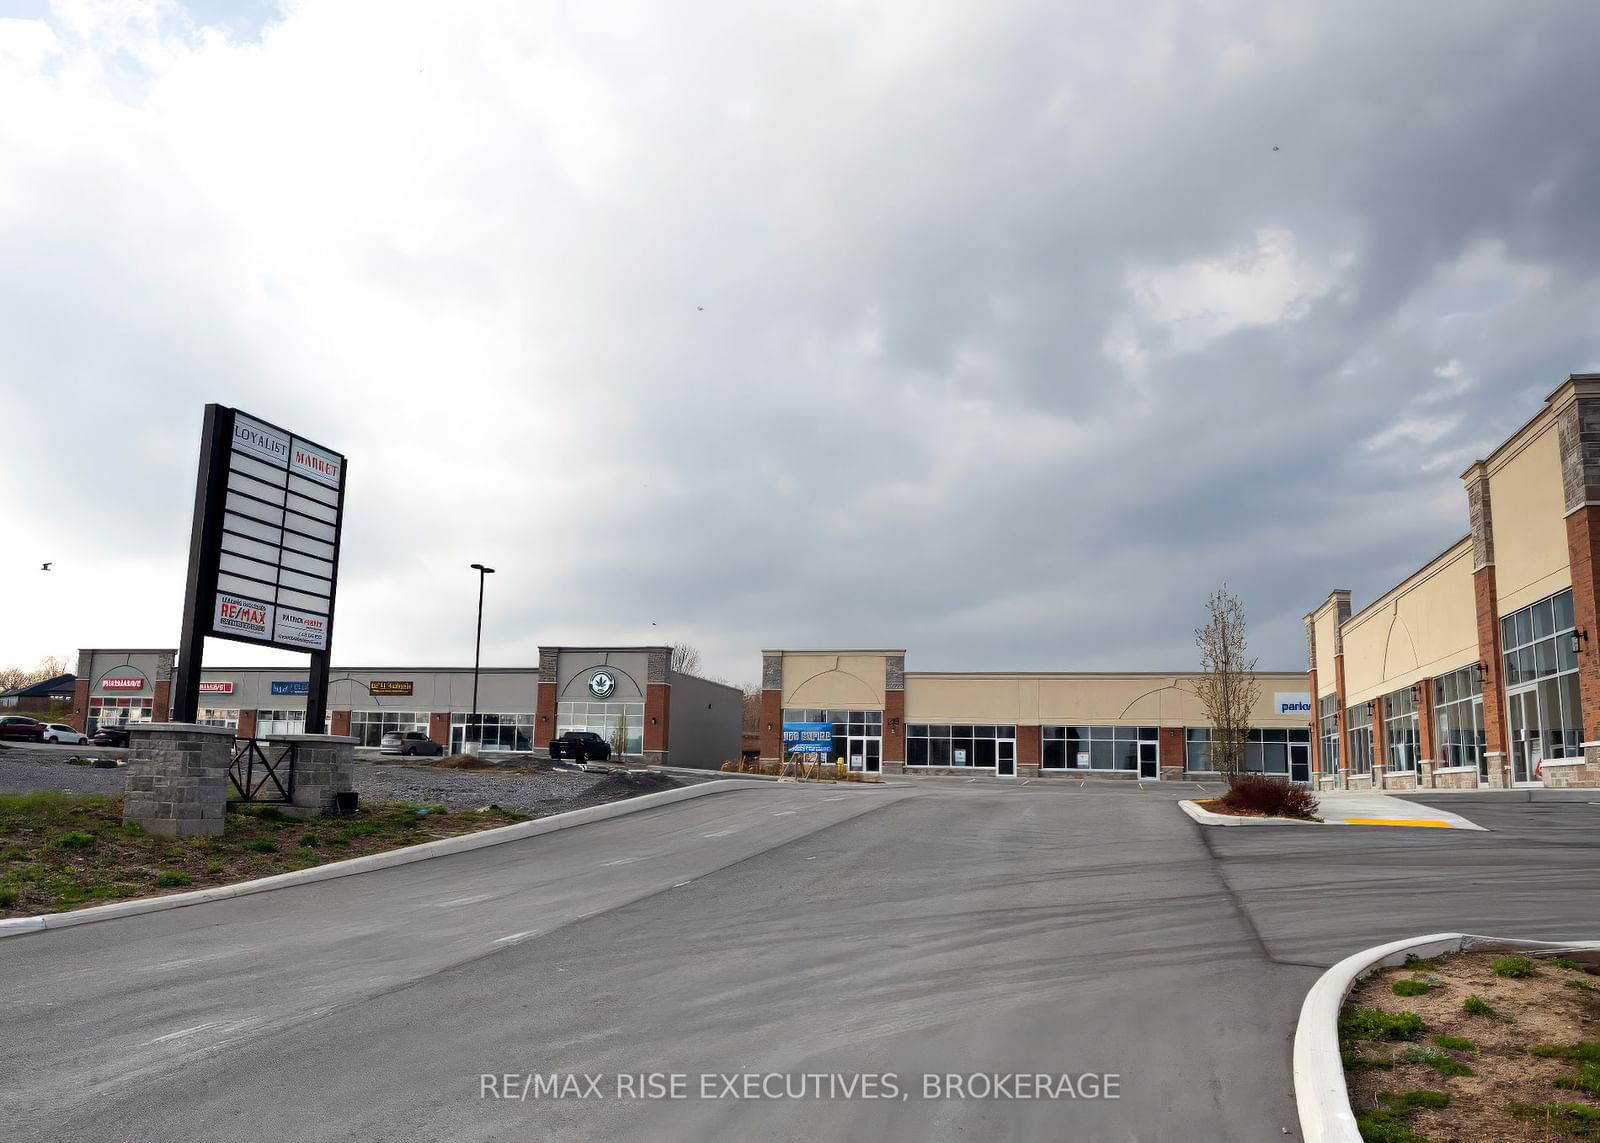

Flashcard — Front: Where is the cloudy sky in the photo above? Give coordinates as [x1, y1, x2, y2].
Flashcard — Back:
[4, 0, 1600, 687]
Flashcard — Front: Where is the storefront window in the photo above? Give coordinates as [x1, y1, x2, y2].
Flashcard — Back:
[1043, 726, 1156, 770]
[906, 725, 1016, 767]
[1381, 686, 1420, 772]
[256, 710, 306, 737]
[1501, 588, 1581, 783]
[783, 709, 882, 770]
[1345, 704, 1373, 776]
[197, 707, 240, 730]
[1185, 727, 1311, 773]
[557, 702, 643, 755]
[350, 710, 428, 747]
[87, 697, 155, 732]
[451, 713, 536, 753]
[1318, 695, 1340, 776]
[1432, 666, 1486, 778]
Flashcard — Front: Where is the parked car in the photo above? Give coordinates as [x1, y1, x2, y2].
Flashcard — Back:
[380, 731, 444, 757]
[43, 723, 89, 745]
[91, 725, 131, 747]
[0, 715, 47, 742]
[547, 730, 612, 764]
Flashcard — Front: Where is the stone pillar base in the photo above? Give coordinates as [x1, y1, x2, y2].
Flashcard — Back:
[882, 761, 906, 775]
[1017, 763, 1041, 779]
[642, 750, 667, 768]
[267, 734, 357, 816]
[123, 723, 236, 837]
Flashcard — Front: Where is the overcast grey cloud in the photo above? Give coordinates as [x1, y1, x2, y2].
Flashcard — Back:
[3, 0, 1599, 684]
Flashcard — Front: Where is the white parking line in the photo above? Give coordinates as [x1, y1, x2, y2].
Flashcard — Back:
[145, 1022, 219, 1046]
[673, 880, 693, 888]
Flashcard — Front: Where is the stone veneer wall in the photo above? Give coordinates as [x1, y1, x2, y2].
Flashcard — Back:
[123, 723, 235, 837]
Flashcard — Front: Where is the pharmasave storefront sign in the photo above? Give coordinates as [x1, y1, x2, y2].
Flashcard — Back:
[198, 681, 235, 695]
[100, 677, 146, 691]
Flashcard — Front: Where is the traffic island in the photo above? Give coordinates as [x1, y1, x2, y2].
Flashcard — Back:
[1294, 933, 1600, 1143]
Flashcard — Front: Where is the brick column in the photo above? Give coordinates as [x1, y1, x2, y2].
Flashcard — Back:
[122, 723, 234, 837]
[237, 709, 258, 738]
[69, 677, 89, 731]
[1465, 460, 1509, 787]
[759, 652, 783, 763]
[1371, 694, 1388, 789]
[1017, 725, 1042, 779]
[428, 711, 451, 750]
[153, 679, 172, 722]
[535, 681, 557, 745]
[330, 710, 351, 737]
[1158, 726, 1184, 781]
[1554, 383, 1600, 787]
[882, 654, 906, 774]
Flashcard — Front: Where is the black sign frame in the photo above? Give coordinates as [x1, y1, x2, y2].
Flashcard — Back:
[173, 405, 348, 732]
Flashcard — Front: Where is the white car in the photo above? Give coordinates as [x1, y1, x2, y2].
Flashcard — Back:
[43, 724, 89, 745]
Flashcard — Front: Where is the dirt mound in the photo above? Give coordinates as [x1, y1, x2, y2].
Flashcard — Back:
[584, 770, 681, 799]
[433, 753, 490, 769]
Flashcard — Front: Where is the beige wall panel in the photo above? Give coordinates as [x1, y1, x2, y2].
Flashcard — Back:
[1490, 426, 1572, 615]
[1341, 544, 1479, 705]
[783, 654, 887, 708]
[1313, 610, 1340, 697]
[906, 674, 1308, 727]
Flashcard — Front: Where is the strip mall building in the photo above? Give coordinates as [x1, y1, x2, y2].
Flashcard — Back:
[1306, 374, 1600, 791]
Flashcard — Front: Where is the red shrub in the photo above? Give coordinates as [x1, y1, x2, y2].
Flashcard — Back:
[1220, 773, 1320, 819]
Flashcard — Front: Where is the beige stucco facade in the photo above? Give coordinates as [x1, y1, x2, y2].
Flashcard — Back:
[781, 652, 894, 709]
[1340, 538, 1479, 706]
[904, 672, 1310, 727]
[1487, 414, 1572, 615]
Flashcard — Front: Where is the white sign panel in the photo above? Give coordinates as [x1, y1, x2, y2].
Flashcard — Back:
[1274, 692, 1313, 716]
[273, 608, 329, 650]
[1077, 751, 1090, 767]
[210, 408, 344, 651]
[214, 591, 275, 642]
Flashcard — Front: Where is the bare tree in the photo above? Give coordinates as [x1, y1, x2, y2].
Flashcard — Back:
[740, 684, 761, 737]
[669, 642, 703, 676]
[609, 710, 630, 757]
[1194, 585, 1260, 785]
[0, 655, 71, 693]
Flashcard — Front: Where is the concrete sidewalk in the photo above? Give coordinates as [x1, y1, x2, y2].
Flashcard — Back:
[1314, 791, 1486, 830]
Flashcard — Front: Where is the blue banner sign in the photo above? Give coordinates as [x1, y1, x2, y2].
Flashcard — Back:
[783, 722, 833, 756]
[271, 680, 310, 696]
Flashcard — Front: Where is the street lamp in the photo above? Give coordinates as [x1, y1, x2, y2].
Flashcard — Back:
[468, 563, 495, 754]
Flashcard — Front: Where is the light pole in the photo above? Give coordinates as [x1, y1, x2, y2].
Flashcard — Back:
[468, 563, 495, 754]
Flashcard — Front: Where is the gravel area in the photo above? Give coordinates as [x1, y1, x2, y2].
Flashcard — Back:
[0, 754, 128, 796]
[0, 750, 705, 817]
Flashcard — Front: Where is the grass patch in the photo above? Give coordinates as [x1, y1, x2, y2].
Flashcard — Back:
[0, 791, 527, 918]
[1555, 1063, 1600, 1098]
[1505, 1100, 1600, 1139]
[1550, 958, 1586, 971]
[1392, 978, 1437, 997]
[1404, 953, 1444, 971]
[1429, 1034, 1476, 1054]
[1529, 1043, 1600, 1062]
[1397, 1045, 1474, 1077]
[1462, 994, 1494, 1016]
[1491, 955, 1536, 978]
[1356, 1090, 1451, 1143]
[1342, 1007, 1425, 1043]
[1567, 978, 1598, 993]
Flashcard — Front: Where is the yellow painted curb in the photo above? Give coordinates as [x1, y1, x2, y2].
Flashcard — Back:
[1343, 818, 1453, 828]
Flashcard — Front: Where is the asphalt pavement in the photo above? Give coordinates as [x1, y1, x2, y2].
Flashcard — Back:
[2, 781, 1597, 1142]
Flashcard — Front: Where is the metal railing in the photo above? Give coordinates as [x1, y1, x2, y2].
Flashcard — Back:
[229, 737, 297, 803]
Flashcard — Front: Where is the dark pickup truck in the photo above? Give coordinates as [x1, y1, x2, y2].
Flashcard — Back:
[547, 731, 612, 763]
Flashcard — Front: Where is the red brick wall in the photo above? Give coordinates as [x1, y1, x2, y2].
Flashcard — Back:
[645, 683, 669, 753]
[1335, 655, 1350, 780]
[1017, 724, 1041, 766]
[1416, 678, 1436, 766]
[884, 691, 905, 763]
[759, 689, 782, 761]
[1474, 566, 1507, 756]
[237, 709, 259, 738]
[1371, 694, 1387, 779]
[535, 681, 557, 743]
[1158, 726, 1185, 772]
[153, 679, 171, 724]
[428, 711, 450, 748]
[70, 678, 89, 730]
[1565, 504, 1600, 744]
[330, 710, 351, 737]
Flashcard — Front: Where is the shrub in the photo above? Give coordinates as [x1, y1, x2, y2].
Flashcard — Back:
[1430, 1034, 1476, 1054]
[1393, 978, 1436, 997]
[1341, 1007, 1424, 1043]
[428, 806, 448, 816]
[55, 832, 96, 850]
[298, 833, 318, 848]
[1491, 955, 1536, 978]
[1550, 957, 1585, 971]
[1462, 995, 1494, 1016]
[1219, 773, 1320, 819]
[155, 871, 192, 888]
[0, 885, 16, 908]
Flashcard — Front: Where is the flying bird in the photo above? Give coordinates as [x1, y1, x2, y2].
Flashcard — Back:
[40, 562, 52, 571]
[1272, 145, 1280, 151]
[697, 306, 704, 311]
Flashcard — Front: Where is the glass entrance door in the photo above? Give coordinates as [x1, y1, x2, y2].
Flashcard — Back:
[1290, 741, 1311, 784]
[1507, 686, 1542, 785]
[997, 740, 1016, 777]
[845, 736, 881, 773]
[1137, 740, 1159, 780]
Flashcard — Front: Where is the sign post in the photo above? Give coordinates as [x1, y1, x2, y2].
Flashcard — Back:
[172, 405, 348, 730]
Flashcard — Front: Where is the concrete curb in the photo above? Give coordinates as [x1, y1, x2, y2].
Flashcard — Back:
[1178, 800, 1321, 827]
[1294, 932, 1600, 1143]
[0, 779, 760, 941]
